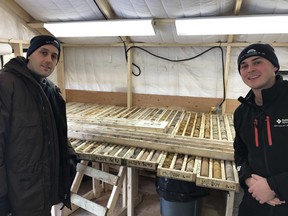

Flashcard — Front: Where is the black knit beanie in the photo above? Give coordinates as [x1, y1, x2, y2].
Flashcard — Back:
[237, 43, 279, 73]
[26, 35, 61, 62]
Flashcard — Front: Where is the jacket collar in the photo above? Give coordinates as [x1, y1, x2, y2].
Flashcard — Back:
[238, 74, 284, 108]
[3, 56, 42, 85]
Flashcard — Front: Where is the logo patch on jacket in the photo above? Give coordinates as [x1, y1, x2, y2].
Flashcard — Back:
[274, 118, 288, 127]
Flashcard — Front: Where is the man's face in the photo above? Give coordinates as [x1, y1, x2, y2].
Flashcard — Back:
[239, 56, 278, 91]
[27, 44, 59, 79]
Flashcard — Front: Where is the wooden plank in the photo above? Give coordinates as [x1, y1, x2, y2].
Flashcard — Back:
[157, 152, 197, 182]
[67, 116, 169, 133]
[127, 107, 148, 119]
[225, 191, 235, 216]
[68, 120, 233, 148]
[171, 112, 186, 135]
[196, 158, 240, 192]
[118, 107, 140, 118]
[125, 148, 162, 170]
[71, 192, 107, 215]
[68, 130, 233, 160]
[62, 190, 94, 216]
[65, 91, 240, 114]
[67, 120, 234, 159]
[107, 166, 127, 214]
[71, 160, 88, 193]
[77, 163, 118, 185]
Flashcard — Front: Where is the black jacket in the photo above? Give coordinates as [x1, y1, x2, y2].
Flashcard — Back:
[0, 57, 75, 215]
[234, 75, 288, 216]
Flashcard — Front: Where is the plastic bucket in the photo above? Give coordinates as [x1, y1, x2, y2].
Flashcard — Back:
[160, 197, 201, 216]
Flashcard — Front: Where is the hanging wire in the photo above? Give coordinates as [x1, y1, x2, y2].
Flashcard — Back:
[92, 0, 226, 109]
[93, 0, 141, 76]
[125, 45, 226, 109]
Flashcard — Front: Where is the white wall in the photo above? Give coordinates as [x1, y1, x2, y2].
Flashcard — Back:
[65, 46, 228, 97]
[1, 2, 288, 100]
[0, 2, 35, 40]
[63, 45, 288, 100]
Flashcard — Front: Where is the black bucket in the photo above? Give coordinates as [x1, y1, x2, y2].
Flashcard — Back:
[160, 197, 201, 216]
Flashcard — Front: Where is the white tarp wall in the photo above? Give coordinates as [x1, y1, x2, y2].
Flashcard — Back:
[64, 45, 288, 100]
[1, 1, 288, 100]
[0, 2, 35, 41]
[64, 45, 288, 99]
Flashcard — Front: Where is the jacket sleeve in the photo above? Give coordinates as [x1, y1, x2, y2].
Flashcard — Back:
[267, 172, 288, 201]
[66, 139, 76, 157]
[0, 74, 12, 198]
[233, 111, 253, 189]
[48, 80, 76, 158]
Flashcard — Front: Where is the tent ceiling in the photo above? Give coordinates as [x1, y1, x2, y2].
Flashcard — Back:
[4, 0, 288, 45]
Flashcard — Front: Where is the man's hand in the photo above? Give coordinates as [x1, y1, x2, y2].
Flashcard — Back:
[248, 174, 275, 203]
[266, 197, 286, 206]
[248, 174, 285, 205]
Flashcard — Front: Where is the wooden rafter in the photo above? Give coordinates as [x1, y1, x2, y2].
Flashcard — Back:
[1, 0, 50, 35]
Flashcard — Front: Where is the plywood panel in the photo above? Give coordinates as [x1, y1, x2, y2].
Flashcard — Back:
[66, 90, 240, 113]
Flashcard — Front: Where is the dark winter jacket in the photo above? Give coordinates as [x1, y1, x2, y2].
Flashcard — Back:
[0, 56, 75, 216]
[234, 75, 288, 216]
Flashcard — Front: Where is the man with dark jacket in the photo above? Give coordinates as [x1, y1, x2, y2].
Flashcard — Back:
[0, 35, 76, 216]
[234, 43, 288, 216]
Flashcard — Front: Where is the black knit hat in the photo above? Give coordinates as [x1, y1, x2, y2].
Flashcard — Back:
[26, 35, 61, 62]
[237, 43, 279, 73]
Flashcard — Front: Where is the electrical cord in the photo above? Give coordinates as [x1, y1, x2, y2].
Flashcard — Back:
[93, 0, 108, 19]
[126, 45, 226, 109]
[92, 0, 141, 76]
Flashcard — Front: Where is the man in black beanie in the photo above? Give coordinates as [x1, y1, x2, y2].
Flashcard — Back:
[0, 35, 76, 216]
[26, 34, 61, 63]
[237, 43, 279, 73]
[233, 43, 288, 216]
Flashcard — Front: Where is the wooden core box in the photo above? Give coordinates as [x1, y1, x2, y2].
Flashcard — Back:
[67, 102, 239, 192]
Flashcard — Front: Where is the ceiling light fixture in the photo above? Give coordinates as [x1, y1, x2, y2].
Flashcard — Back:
[44, 19, 155, 37]
[176, 15, 288, 35]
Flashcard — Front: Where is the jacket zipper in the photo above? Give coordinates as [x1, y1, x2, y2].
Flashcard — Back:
[266, 116, 272, 146]
[254, 119, 259, 147]
[254, 116, 273, 147]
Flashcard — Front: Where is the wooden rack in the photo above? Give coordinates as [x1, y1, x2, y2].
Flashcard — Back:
[66, 102, 239, 216]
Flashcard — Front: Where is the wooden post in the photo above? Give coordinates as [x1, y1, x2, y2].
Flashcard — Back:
[225, 191, 235, 216]
[127, 47, 133, 108]
[221, 44, 232, 114]
[56, 45, 66, 99]
[10, 42, 23, 57]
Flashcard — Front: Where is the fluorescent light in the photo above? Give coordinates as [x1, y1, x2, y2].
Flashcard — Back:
[0, 43, 12, 55]
[44, 19, 155, 37]
[176, 15, 288, 35]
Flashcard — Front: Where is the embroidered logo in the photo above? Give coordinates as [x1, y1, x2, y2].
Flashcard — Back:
[247, 49, 256, 54]
[274, 118, 288, 127]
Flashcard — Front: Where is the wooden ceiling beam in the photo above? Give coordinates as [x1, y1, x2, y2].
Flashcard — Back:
[1, 0, 51, 36]
[2, 0, 34, 22]
[234, 0, 243, 15]
[94, 0, 130, 43]
[94, 0, 116, 19]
